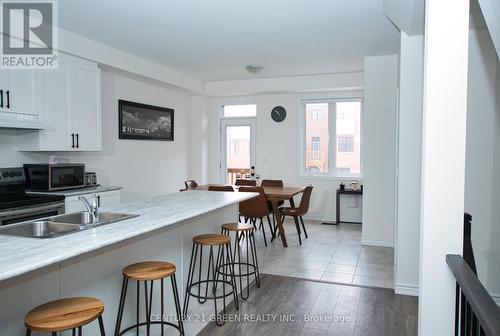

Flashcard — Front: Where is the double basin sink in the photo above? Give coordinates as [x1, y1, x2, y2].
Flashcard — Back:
[0, 212, 139, 238]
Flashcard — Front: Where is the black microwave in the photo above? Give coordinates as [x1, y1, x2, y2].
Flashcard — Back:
[24, 164, 86, 191]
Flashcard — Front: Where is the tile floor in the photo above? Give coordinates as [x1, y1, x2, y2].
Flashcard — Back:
[253, 219, 394, 289]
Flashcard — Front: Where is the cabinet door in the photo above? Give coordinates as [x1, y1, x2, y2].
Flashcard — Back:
[38, 61, 73, 150]
[0, 70, 6, 112]
[3, 69, 39, 115]
[72, 65, 101, 151]
[97, 190, 120, 209]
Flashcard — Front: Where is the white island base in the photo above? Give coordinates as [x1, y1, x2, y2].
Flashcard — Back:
[0, 191, 251, 335]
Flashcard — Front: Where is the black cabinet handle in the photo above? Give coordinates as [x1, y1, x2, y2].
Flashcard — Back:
[5, 90, 10, 109]
[71, 133, 75, 148]
[97, 195, 101, 207]
[76, 134, 79, 148]
[0, 90, 3, 108]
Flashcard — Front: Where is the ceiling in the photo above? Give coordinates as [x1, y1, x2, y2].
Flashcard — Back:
[59, 0, 400, 81]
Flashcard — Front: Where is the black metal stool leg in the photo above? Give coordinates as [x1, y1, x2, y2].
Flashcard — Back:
[136, 281, 140, 336]
[160, 278, 164, 336]
[114, 277, 128, 336]
[250, 230, 261, 287]
[144, 281, 150, 336]
[25, 329, 31, 336]
[226, 242, 239, 310]
[98, 315, 106, 336]
[78, 326, 82, 336]
[183, 242, 198, 315]
[171, 273, 185, 335]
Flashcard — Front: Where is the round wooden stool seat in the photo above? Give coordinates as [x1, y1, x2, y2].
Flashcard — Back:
[221, 223, 254, 232]
[193, 233, 231, 246]
[25, 297, 104, 332]
[122, 261, 176, 281]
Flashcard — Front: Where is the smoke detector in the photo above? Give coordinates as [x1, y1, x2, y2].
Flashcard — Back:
[246, 65, 263, 74]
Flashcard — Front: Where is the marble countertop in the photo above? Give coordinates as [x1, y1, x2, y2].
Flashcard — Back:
[27, 185, 123, 197]
[0, 190, 255, 282]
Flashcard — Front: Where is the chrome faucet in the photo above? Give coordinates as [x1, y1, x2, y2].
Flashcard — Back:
[78, 193, 99, 224]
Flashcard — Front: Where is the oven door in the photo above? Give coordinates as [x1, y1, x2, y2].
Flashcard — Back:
[0, 202, 65, 226]
[50, 165, 85, 191]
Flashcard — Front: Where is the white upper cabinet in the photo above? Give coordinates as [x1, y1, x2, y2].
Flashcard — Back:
[0, 70, 39, 116]
[71, 63, 101, 151]
[20, 53, 102, 151]
[36, 60, 72, 150]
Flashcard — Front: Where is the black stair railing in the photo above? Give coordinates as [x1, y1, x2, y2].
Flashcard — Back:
[446, 213, 500, 336]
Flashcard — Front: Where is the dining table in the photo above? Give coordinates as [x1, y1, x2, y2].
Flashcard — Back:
[193, 184, 306, 248]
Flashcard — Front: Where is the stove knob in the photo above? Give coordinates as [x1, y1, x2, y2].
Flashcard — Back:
[16, 171, 23, 177]
[10, 171, 16, 177]
[1, 172, 7, 178]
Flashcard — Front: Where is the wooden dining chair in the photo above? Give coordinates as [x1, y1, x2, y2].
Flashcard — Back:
[185, 180, 199, 189]
[280, 185, 313, 245]
[238, 186, 273, 247]
[208, 185, 235, 192]
[261, 179, 285, 238]
[235, 179, 257, 186]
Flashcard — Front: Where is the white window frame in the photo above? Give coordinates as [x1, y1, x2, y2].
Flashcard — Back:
[298, 97, 364, 179]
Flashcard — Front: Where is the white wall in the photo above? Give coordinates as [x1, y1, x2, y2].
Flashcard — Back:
[0, 130, 48, 167]
[58, 70, 191, 202]
[395, 33, 423, 296]
[362, 55, 399, 247]
[188, 96, 211, 183]
[464, 28, 500, 300]
[209, 91, 364, 222]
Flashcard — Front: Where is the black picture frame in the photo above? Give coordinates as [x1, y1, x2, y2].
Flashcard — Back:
[118, 100, 174, 141]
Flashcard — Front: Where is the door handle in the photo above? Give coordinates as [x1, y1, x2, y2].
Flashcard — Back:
[0, 90, 3, 108]
[97, 195, 101, 207]
[76, 134, 79, 148]
[71, 133, 75, 148]
[5, 90, 10, 109]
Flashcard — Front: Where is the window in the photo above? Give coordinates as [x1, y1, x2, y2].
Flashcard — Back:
[338, 136, 354, 152]
[311, 110, 324, 120]
[302, 99, 362, 177]
[222, 104, 257, 117]
[311, 137, 320, 159]
[230, 141, 240, 155]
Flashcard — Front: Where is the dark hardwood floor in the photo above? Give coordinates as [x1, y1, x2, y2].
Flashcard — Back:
[198, 274, 417, 336]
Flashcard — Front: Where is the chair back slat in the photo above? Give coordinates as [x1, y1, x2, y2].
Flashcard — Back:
[261, 179, 284, 188]
[208, 185, 234, 192]
[235, 179, 257, 186]
[239, 186, 269, 218]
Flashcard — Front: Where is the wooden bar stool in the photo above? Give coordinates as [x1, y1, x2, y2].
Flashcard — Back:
[220, 223, 261, 300]
[183, 234, 239, 326]
[25, 297, 106, 336]
[114, 261, 184, 336]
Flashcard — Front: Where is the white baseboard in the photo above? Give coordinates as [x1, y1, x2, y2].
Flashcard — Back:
[303, 214, 363, 223]
[361, 238, 394, 248]
[395, 283, 419, 297]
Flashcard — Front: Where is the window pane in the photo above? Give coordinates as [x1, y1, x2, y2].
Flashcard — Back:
[226, 126, 250, 170]
[336, 102, 361, 175]
[223, 104, 257, 117]
[305, 103, 329, 174]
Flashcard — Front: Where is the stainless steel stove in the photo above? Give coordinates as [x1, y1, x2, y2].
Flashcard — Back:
[0, 167, 65, 226]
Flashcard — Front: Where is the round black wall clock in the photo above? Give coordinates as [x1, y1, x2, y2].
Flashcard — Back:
[271, 106, 286, 122]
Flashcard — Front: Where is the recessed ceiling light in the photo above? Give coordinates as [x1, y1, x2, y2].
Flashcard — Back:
[246, 65, 263, 74]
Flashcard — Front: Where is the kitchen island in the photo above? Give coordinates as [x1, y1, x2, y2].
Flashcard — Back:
[0, 190, 255, 335]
